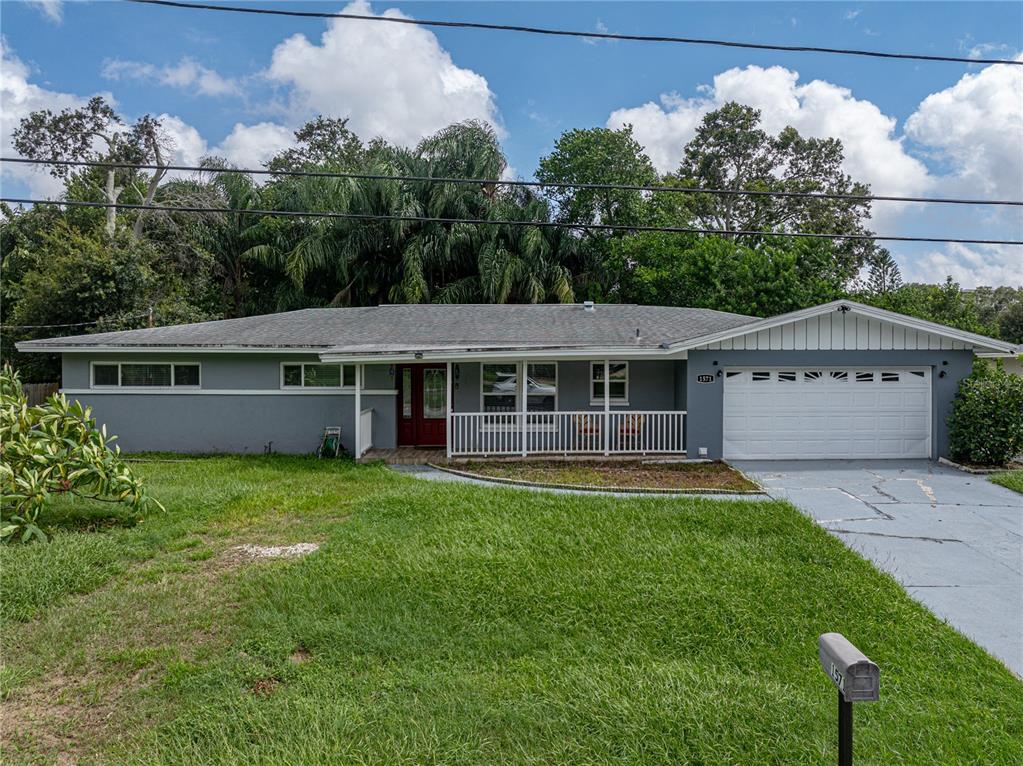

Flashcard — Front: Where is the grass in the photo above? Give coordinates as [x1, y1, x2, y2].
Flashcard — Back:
[456, 459, 760, 492]
[991, 470, 1023, 494]
[1, 456, 1020, 765]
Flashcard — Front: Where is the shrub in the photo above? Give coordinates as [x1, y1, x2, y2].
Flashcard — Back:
[0, 364, 162, 543]
[947, 362, 1023, 467]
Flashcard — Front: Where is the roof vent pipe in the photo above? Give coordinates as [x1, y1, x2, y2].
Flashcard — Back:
[583, 301, 596, 312]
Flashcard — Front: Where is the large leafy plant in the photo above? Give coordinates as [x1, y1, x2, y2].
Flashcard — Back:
[0, 365, 161, 543]
[947, 362, 1023, 467]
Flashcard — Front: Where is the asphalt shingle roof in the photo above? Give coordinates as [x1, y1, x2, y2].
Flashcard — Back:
[18, 304, 759, 354]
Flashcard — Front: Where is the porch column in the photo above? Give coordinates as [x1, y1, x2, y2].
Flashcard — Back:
[603, 359, 610, 456]
[354, 363, 362, 459]
[520, 359, 528, 457]
[445, 361, 452, 460]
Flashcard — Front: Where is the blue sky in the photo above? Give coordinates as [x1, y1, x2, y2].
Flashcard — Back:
[3, 1, 1022, 285]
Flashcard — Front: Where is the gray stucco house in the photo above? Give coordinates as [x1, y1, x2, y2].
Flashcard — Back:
[18, 300, 1018, 461]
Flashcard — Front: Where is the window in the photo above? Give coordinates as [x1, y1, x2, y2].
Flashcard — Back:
[855, 371, 875, 383]
[401, 368, 412, 418]
[482, 363, 558, 412]
[591, 362, 628, 403]
[482, 363, 519, 412]
[423, 369, 446, 419]
[752, 371, 772, 382]
[93, 364, 119, 387]
[92, 362, 200, 388]
[174, 365, 200, 387]
[281, 363, 353, 389]
[830, 370, 848, 381]
[881, 372, 900, 383]
[778, 371, 797, 383]
[526, 363, 557, 412]
[803, 371, 823, 382]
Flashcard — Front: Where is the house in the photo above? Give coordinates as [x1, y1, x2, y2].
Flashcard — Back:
[17, 300, 1018, 461]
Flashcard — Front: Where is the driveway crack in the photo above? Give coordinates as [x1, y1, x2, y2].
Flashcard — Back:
[829, 529, 963, 544]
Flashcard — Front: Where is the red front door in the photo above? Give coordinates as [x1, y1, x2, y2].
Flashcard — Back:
[396, 364, 447, 447]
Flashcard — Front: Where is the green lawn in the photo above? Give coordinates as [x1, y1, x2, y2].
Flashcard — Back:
[991, 470, 1023, 495]
[1, 457, 1019, 765]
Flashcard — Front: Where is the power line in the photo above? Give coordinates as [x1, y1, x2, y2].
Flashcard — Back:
[125, 0, 1023, 66]
[4, 156, 1020, 208]
[1, 309, 153, 331]
[4, 196, 1021, 247]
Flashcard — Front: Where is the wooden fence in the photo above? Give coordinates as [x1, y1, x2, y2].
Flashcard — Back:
[23, 382, 60, 405]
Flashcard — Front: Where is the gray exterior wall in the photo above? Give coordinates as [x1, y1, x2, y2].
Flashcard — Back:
[60, 354, 396, 455]
[685, 349, 974, 460]
[451, 360, 682, 412]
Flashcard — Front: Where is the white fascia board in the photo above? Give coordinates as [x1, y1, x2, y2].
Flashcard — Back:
[16, 345, 326, 354]
[670, 299, 1018, 355]
[318, 348, 687, 363]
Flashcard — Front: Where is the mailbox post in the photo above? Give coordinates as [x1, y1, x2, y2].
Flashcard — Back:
[818, 633, 880, 766]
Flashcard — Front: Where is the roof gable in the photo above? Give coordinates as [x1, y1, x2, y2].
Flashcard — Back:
[678, 300, 1017, 356]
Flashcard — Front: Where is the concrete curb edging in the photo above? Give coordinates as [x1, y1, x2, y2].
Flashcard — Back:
[426, 463, 768, 497]
[937, 457, 1008, 475]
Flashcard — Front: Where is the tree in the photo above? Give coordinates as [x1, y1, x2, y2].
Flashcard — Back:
[0, 220, 211, 381]
[612, 233, 847, 317]
[864, 277, 995, 336]
[161, 163, 271, 317]
[998, 299, 1023, 344]
[255, 120, 576, 308]
[266, 116, 367, 173]
[1, 365, 161, 543]
[674, 102, 874, 280]
[865, 250, 903, 295]
[536, 125, 658, 297]
[12, 97, 170, 238]
[970, 285, 1021, 327]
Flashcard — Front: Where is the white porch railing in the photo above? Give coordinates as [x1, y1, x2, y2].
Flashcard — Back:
[358, 407, 373, 456]
[449, 410, 686, 457]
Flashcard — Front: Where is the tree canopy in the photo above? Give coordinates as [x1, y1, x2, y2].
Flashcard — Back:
[3, 102, 1019, 382]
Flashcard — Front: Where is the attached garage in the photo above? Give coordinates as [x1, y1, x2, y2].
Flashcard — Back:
[722, 367, 932, 460]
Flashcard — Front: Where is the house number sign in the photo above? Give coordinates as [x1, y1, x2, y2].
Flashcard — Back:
[696, 374, 715, 384]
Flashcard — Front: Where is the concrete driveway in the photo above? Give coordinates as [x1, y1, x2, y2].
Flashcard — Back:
[735, 460, 1023, 676]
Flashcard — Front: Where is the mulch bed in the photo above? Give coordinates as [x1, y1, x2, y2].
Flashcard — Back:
[454, 460, 761, 493]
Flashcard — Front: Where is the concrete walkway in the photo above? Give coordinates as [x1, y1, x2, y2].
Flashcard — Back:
[735, 460, 1023, 676]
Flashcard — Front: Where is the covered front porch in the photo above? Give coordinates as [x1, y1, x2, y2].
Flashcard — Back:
[349, 356, 688, 460]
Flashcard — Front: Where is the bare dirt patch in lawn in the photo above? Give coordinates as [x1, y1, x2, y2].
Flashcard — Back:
[454, 460, 761, 493]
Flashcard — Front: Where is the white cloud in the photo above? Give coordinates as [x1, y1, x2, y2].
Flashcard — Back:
[27, 0, 62, 24]
[214, 122, 296, 168]
[266, 0, 501, 146]
[844, 9, 861, 21]
[607, 65, 933, 231]
[0, 41, 94, 197]
[905, 57, 1023, 199]
[906, 244, 1023, 288]
[102, 57, 241, 98]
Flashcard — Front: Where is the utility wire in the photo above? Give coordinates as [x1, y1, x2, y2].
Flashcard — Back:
[125, 0, 1023, 66]
[1, 309, 153, 331]
[4, 197, 1021, 247]
[4, 156, 1020, 208]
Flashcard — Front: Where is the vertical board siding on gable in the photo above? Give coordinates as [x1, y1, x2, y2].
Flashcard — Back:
[697, 315, 975, 352]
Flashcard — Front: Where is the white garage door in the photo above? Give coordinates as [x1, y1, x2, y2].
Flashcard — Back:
[723, 368, 931, 460]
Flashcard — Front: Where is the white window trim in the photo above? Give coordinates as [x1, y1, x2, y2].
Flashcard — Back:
[479, 361, 559, 413]
[279, 362, 353, 390]
[589, 361, 629, 406]
[90, 361, 201, 390]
